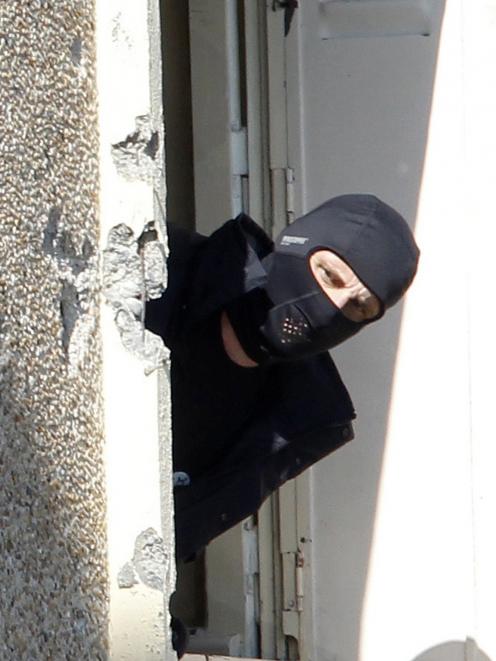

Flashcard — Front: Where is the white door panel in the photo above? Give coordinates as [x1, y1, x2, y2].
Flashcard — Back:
[281, 2, 467, 661]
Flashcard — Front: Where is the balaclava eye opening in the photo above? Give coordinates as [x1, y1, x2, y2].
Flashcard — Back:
[226, 194, 420, 365]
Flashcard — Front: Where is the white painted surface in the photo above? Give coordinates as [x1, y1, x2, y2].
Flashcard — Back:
[284, 0, 496, 659]
[317, 0, 435, 38]
[463, 2, 496, 660]
[96, 2, 173, 659]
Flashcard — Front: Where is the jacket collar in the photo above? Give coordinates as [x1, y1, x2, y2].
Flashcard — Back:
[181, 214, 273, 331]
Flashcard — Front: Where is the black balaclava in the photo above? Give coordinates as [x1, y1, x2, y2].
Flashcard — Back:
[226, 194, 420, 364]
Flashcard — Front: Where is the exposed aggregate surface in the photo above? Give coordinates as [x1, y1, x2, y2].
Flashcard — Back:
[0, 2, 108, 658]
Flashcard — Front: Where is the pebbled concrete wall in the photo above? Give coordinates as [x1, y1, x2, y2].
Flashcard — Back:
[0, 2, 107, 659]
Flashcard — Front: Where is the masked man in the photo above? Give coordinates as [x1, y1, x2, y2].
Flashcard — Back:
[146, 194, 419, 562]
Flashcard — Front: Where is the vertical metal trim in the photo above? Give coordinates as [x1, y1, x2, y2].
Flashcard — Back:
[226, 0, 244, 216]
[264, 3, 317, 658]
[242, 516, 261, 657]
[284, 0, 307, 215]
[272, 494, 287, 660]
[295, 471, 316, 661]
[266, 4, 289, 170]
[286, 166, 295, 224]
[244, 0, 264, 222]
[258, 500, 278, 659]
[226, 0, 242, 133]
[284, 4, 317, 652]
[271, 167, 288, 238]
[296, 549, 304, 613]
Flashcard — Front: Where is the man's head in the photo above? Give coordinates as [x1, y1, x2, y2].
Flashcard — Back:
[227, 194, 420, 364]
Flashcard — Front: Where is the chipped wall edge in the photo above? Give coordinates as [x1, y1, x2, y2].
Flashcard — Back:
[96, 0, 175, 658]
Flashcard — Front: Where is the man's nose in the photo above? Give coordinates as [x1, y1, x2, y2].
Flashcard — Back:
[326, 288, 352, 311]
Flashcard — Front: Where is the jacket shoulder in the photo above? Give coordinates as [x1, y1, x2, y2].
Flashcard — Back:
[181, 215, 273, 327]
[144, 223, 206, 342]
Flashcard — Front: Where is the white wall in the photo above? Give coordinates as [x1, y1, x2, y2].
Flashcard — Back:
[286, 1, 496, 659]
[96, 1, 175, 659]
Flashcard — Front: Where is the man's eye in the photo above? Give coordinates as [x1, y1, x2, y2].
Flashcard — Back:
[321, 267, 340, 286]
[352, 300, 368, 315]
[323, 269, 333, 282]
[352, 299, 378, 320]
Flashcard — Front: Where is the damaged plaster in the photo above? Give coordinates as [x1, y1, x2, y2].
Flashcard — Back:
[111, 115, 161, 184]
[70, 36, 83, 66]
[118, 528, 168, 591]
[102, 221, 168, 374]
[42, 205, 100, 377]
[97, 0, 175, 657]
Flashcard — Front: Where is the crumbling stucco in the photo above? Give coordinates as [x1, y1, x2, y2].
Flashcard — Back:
[118, 528, 168, 592]
[111, 115, 161, 184]
[102, 221, 168, 374]
[0, 2, 107, 659]
[97, 0, 175, 657]
[42, 205, 100, 376]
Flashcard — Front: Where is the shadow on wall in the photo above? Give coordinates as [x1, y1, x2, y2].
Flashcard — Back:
[411, 640, 492, 661]
[305, 0, 449, 659]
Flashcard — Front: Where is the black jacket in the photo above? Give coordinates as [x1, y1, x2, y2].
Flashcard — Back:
[146, 216, 355, 560]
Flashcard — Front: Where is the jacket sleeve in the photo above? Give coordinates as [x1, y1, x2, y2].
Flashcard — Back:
[144, 222, 205, 343]
[174, 416, 353, 561]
